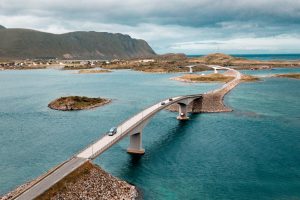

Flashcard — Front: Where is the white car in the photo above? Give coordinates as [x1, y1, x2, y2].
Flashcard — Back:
[108, 127, 117, 136]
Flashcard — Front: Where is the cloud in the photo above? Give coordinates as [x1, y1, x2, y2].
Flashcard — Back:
[0, 0, 300, 54]
[170, 35, 300, 54]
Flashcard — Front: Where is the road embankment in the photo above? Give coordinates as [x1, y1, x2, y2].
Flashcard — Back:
[167, 68, 241, 113]
[1, 161, 138, 200]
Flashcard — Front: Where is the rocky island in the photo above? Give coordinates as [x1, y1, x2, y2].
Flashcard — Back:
[273, 73, 300, 79]
[171, 72, 259, 83]
[48, 96, 111, 111]
[78, 69, 111, 74]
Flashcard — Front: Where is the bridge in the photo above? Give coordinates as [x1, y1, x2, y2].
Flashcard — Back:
[13, 65, 241, 200]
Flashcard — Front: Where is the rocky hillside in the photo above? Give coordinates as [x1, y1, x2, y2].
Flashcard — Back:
[0, 27, 156, 59]
[0, 25, 5, 29]
[197, 53, 246, 65]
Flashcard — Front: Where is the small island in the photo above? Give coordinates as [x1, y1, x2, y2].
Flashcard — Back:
[78, 69, 111, 74]
[171, 73, 259, 83]
[273, 73, 300, 79]
[48, 96, 111, 111]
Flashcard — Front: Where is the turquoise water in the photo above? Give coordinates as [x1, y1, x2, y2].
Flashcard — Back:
[0, 68, 300, 199]
[188, 54, 300, 61]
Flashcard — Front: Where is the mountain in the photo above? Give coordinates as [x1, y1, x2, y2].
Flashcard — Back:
[0, 25, 6, 29]
[0, 28, 156, 59]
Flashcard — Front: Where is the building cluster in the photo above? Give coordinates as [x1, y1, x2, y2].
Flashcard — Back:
[0, 57, 158, 70]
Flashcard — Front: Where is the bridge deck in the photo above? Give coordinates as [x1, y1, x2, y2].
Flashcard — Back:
[11, 65, 241, 200]
[76, 96, 184, 159]
[15, 157, 87, 200]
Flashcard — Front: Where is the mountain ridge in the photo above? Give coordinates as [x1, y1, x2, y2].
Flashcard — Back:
[0, 27, 156, 59]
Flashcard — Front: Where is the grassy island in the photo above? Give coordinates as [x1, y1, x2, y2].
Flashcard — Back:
[171, 73, 259, 83]
[177, 73, 233, 82]
[240, 74, 260, 82]
[273, 73, 300, 79]
[48, 96, 111, 111]
[63, 65, 95, 70]
[78, 69, 111, 74]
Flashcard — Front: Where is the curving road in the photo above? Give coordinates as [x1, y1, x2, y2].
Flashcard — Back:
[14, 65, 241, 200]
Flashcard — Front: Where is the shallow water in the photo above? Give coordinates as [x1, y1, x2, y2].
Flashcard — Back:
[0, 69, 299, 199]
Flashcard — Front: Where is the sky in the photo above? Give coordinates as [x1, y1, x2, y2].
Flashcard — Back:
[1, 0, 300, 54]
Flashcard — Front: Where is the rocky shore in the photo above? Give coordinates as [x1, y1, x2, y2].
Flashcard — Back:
[48, 96, 111, 111]
[78, 69, 111, 74]
[272, 73, 300, 79]
[170, 73, 258, 83]
[38, 161, 138, 200]
[193, 53, 300, 69]
[1, 161, 138, 200]
[167, 69, 241, 113]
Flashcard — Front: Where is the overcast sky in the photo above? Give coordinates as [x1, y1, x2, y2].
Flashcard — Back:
[1, 0, 300, 54]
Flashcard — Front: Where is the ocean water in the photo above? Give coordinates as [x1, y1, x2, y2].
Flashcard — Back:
[189, 54, 300, 61]
[0, 68, 300, 199]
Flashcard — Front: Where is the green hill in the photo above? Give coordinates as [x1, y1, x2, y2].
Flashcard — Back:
[0, 28, 156, 59]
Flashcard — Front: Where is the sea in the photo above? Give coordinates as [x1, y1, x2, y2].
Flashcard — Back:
[189, 54, 300, 61]
[0, 55, 300, 199]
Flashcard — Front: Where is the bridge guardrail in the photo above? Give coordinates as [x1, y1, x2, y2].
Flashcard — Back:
[77, 66, 241, 159]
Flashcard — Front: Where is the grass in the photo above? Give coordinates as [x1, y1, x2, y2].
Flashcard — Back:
[63, 65, 95, 70]
[274, 73, 300, 79]
[240, 74, 260, 82]
[180, 73, 234, 82]
[49, 96, 109, 110]
[78, 69, 111, 74]
[101, 60, 210, 73]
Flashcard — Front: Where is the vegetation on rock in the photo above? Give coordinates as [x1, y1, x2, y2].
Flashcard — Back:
[48, 96, 111, 111]
[172, 73, 259, 83]
[78, 69, 111, 74]
[0, 28, 155, 59]
[273, 73, 300, 79]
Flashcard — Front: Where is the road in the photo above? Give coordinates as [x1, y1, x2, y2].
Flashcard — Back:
[15, 158, 87, 200]
[13, 65, 241, 200]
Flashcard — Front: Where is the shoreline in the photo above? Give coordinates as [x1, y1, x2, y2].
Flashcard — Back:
[48, 97, 111, 111]
[167, 67, 241, 113]
[1, 65, 296, 199]
[1, 161, 139, 200]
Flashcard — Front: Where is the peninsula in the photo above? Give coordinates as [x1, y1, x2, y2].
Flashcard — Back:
[48, 96, 111, 111]
[78, 69, 111, 74]
[1, 53, 300, 73]
[273, 73, 300, 79]
[171, 73, 259, 83]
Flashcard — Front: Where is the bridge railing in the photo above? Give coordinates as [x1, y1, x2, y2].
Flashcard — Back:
[86, 94, 203, 159]
[77, 67, 240, 159]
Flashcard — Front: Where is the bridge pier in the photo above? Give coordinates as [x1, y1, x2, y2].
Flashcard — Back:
[177, 103, 189, 120]
[127, 132, 145, 154]
[127, 120, 149, 155]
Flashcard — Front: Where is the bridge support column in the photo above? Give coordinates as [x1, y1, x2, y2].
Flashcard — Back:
[127, 132, 145, 155]
[177, 103, 189, 120]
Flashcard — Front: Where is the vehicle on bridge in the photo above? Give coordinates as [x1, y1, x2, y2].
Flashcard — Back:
[161, 101, 166, 105]
[108, 127, 117, 136]
[169, 98, 173, 101]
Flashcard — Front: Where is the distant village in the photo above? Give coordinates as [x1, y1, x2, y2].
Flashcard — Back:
[0, 57, 156, 70]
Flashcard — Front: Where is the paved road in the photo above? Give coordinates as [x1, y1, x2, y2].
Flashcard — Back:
[76, 96, 187, 159]
[15, 158, 87, 200]
[13, 65, 240, 200]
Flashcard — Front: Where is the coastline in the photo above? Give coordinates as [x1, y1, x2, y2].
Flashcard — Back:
[48, 97, 112, 111]
[1, 161, 138, 200]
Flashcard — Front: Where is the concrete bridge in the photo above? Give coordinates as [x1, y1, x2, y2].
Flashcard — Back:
[13, 65, 241, 200]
